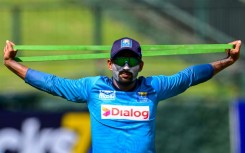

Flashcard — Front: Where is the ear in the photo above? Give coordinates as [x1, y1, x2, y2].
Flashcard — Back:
[138, 61, 144, 72]
[107, 59, 113, 70]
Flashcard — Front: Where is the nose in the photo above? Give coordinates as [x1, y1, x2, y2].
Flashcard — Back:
[122, 62, 130, 70]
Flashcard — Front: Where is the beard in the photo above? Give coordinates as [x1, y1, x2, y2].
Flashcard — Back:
[111, 64, 140, 85]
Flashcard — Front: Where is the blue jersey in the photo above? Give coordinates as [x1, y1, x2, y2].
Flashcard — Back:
[25, 64, 213, 153]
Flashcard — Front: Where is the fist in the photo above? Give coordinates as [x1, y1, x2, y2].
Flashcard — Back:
[4, 40, 17, 61]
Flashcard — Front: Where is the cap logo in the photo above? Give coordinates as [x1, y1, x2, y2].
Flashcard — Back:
[121, 39, 132, 48]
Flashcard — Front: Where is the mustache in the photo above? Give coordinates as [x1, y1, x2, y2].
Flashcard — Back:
[119, 70, 132, 75]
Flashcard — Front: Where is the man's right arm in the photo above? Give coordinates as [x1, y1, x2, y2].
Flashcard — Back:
[3, 40, 91, 102]
[4, 40, 28, 79]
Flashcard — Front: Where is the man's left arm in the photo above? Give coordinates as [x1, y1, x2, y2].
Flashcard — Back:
[211, 40, 241, 75]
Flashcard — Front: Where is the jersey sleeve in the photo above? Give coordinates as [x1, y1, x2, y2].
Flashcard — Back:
[153, 64, 214, 101]
[24, 68, 98, 103]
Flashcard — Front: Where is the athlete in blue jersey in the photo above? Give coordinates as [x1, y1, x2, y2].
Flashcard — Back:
[4, 38, 241, 153]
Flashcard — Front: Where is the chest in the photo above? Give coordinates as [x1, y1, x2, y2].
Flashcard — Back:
[88, 87, 158, 121]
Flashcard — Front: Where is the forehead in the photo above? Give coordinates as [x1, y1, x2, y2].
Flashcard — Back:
[114, 50, 138, 58]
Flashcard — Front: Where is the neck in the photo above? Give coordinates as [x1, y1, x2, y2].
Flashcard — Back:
[112, 79, 137, 91]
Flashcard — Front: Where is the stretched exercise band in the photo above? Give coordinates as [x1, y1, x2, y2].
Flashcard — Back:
[14, 44, 234, 62]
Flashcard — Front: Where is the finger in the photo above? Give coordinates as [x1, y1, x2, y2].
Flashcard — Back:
[9, 41, 15, 46]
[229, 40, 241, 45]
[4, 44, 10, 54]
[227, 40, 241, 55]
[232, 41, 241, 54]
[6, 40, 11, 50]
[234, 40, 242, 50]
[6, 40, 14, 44]
[6, 40, 16, 51]
[229, 40, 241, 49]
[3, 46, 10, 60]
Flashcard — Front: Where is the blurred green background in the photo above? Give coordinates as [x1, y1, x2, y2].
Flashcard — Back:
[0, 0, 245, 153]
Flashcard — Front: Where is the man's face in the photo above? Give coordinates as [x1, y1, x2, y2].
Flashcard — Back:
[109, 51, 143, 85]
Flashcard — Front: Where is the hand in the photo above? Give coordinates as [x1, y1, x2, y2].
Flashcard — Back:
[226, 40, 242, 64]
[4, 40, 17, 62]
[3, 40, 28, 79]
[211, 40, 242, 75]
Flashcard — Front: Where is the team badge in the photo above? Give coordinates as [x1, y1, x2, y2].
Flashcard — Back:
[137, 92, 149, 102]
[121, 39, 132, 48]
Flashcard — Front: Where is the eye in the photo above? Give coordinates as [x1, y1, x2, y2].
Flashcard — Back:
[112, 57, 140, 67]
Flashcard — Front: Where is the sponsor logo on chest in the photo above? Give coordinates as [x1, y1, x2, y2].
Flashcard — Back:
[101, 105, 150, 121]
[99, 90, 116, 100]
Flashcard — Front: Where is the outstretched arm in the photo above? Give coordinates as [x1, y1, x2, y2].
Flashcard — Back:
[3, 40, 28, 79]
[211, 40, 242, 75]
[3, 40, 91, 102]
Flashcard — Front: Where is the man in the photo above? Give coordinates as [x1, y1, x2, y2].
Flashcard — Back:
[3, 37, 242, 153]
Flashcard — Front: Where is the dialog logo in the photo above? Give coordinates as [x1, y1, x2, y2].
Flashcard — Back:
[101, 105, 149, 121]
[102, 107, 110, 116]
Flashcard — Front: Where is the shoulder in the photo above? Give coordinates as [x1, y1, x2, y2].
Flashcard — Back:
[78, 75, 110, 82]
[138, 75, 168, 86]
[78, 76, 112, 86]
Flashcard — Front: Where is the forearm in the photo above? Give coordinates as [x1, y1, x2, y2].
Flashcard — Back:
[211, 40, 241, 76]
[211, 57, 234, 76]
[4, 59, 28, 80]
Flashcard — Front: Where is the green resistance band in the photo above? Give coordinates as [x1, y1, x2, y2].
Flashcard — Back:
[14, 44, 233, 62]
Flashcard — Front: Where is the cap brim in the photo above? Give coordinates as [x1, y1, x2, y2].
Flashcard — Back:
[111, 48, 141, 59]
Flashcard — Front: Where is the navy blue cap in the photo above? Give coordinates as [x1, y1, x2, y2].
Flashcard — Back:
[110, 37, 142, 59]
